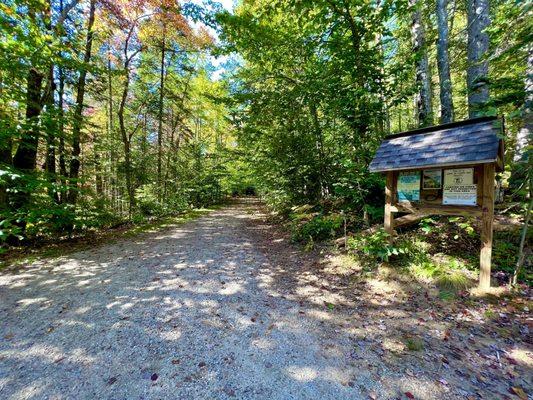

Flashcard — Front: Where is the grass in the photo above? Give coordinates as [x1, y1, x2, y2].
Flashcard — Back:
[404, 337, 424, 351]
[0, 206, 220, 271]
[123, 207, 217, 237]
[345, 229, 477, 299]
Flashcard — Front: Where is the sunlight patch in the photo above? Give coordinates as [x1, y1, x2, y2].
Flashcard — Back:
[220, 282, 243, 295]
[285, 366, 318, 382]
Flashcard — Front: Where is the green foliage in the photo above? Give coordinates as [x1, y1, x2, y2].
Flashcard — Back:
[0, 218, 23, 243]
[420, 217, 438, 234]
[448, 217, 475, 238]
[347, 227, 476, 291]
[291, 214, 342, 243]
[136, 185, 165, 217]
[347, 229, 409, 263]
[405, 337, 424, 351]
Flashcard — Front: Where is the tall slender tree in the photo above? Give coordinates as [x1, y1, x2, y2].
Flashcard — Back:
[436, 0, 454, 123]
[515, 44, 532, 162]
[157, 24, 166, 200]
[467, 0, 491, 117]
[409, 0, 433, 127]
[68, 0, 97, 205]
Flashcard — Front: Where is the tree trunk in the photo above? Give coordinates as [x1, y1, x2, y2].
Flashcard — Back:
[94, 139, 103, 198]
[107, 50, 117, 210]
[9, 66, 43, 226]
[467, 0, 490, 117]
[515, 44, 532, 161]
[57, 0, 67, 205]
[511, 180, 532, 285]
[13, 68, 43, 173]
[43, 64, 60, 203]
[68, 0, 96, 205]
[58, 66, 67, 197]
[410, 0, 433, 127]
[0, 72, 11, 210]
[436, 0, 454, 123]
[118, 57, 136, 216]
[309, 101, 328, 199]
[324, 1, 369, 141]
[42, 0, 57, 180]
[157, 28, 166, 202]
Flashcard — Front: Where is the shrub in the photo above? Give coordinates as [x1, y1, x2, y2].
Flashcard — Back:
[135, 184, 164, 217]
[291, 214, 342, 243]
[347, 229, 409, 263]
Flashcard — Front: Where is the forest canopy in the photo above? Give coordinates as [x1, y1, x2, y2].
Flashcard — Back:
[0, 0, 531, 274]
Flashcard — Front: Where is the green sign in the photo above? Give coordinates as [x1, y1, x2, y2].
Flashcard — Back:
[398, 171, 420, 201]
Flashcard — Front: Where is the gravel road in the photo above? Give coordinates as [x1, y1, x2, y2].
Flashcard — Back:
[1, 200, 529, 400]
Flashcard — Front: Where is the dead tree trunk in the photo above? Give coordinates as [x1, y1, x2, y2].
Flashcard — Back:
[410, 0, 433, 127]
[467, 0, 490, 117]
[436, 0, 454, 123]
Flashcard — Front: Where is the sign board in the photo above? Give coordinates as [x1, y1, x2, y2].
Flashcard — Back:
[423, 169, 442, 189]
[443, 168, 477, 206]
[397, 171, 420, 201]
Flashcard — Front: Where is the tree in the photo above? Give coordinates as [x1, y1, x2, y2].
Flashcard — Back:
[467, 0, 490, 117]
[409, 0, 433, 127]
[68, 0, 97, 205]
[515, 44, 532, 162]
[436, 0, 454, 123]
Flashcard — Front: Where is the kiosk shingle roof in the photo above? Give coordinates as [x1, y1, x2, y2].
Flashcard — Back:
[369, 117, 503, 173]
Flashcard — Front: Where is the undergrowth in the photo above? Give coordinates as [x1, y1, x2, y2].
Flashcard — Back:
[345, 215, 531, 290]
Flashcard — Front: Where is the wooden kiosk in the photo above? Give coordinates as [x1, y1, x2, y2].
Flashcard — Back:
[369, 116, 504, 289]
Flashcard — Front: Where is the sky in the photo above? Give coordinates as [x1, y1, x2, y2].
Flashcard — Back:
[188, 0, 235, 80]
[218, 0, 234, 11]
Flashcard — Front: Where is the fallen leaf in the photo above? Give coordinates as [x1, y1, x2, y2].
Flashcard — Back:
[151, 373, 158, 381]
[107, 377, 117, 385]
[405, 392, 415, 399]
[509, 387, 527, 400]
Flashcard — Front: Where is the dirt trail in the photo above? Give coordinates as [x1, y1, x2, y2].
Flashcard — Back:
[0, 199, 530, 400]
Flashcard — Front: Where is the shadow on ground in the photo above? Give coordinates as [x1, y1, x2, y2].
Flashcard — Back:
[0, 199, 530, 400]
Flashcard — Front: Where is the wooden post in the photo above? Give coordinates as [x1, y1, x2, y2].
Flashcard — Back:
[384, 171, 395, 237]
[479, 163, 495, 290]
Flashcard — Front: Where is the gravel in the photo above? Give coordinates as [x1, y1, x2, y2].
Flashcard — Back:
[1, 200, 457, 399]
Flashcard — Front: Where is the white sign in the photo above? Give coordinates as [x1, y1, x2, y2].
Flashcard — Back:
[444, 168, 474, 186]
[443, 168, 477, 206]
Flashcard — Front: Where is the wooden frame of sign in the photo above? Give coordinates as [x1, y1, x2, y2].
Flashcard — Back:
[370, 117, 505, 290]
[383, 161, 500, 289]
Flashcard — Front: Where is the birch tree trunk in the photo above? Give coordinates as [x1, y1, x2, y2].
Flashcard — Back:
[467, 0, 490, 117]
[436, 0, 454, 123]
[68, 0, 96, 205]
[410, 0, 433, 127]
[515, 44, 532, 161]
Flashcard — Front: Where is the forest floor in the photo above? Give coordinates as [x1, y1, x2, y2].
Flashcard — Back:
[0, 198, 531, 400]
